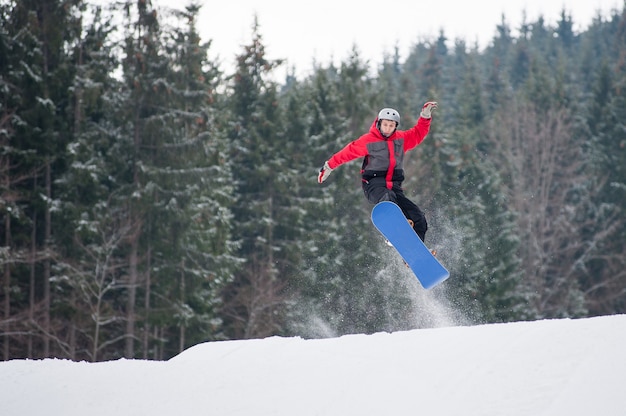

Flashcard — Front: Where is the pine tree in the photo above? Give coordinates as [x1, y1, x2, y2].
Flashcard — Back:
[54, 0, 238, 360]
[581, 26, 626, 315]
[432, 48, 526, 323]
[0, 0, 82, 359]
[154, 3, 238, 354]
[54, 2, 128, 361]
[286, 66, 354, 337]
[297, 54, 435, 336]
[90, 0, 240, 358]
[221, 16, 291, 339]
[316, 54, 407, 335]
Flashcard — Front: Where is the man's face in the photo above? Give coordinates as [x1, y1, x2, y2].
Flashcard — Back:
[379, 119, 397, 137]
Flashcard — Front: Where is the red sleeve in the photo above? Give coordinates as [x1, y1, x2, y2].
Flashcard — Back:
[327, 134, 370, 169]
[402, 117, 431, 151]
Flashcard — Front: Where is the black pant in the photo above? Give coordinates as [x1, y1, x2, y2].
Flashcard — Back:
[362, 178, 428, 241]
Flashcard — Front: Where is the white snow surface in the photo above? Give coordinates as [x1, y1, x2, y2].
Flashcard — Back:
[2, 314, 625, 415]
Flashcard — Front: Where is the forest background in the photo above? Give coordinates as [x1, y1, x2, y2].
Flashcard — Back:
[1, 0, 625, 361]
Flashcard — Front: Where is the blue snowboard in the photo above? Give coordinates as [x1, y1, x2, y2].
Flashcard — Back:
[371, 201, 449, 289]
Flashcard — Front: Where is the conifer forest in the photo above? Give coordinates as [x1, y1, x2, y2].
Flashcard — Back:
[1, 0, 625, 361]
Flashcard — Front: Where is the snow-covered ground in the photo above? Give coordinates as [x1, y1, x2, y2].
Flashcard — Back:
[2, 314, 625, 415]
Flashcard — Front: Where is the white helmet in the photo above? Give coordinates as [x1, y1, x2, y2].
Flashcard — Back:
[377, 108, 400, 126]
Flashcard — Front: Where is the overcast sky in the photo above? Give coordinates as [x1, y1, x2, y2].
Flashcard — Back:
[156, 0, 619, 78]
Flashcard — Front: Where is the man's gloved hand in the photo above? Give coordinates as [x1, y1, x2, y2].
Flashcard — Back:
[420, 101, 438, 119]
[318, 161, 333, 183]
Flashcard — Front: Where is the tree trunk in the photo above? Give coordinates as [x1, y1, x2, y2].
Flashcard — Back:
[125, 237, 138, 358]
[3, 214, 10, 360]
[143, 246, 151, 359]
[28, 204, 36, 358]
[43, 161, 51, 357]
[179, 259, 185, 353]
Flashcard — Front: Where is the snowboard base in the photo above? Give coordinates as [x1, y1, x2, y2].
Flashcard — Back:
[371, 201, 449, 289]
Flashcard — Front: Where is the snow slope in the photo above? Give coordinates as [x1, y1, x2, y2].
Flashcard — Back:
[2, 314, 625, 416]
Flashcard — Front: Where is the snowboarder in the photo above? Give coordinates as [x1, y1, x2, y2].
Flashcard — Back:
[317, 102, 438, 242]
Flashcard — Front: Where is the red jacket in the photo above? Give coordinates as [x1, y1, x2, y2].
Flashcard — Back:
[327, 115, 431, 189]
